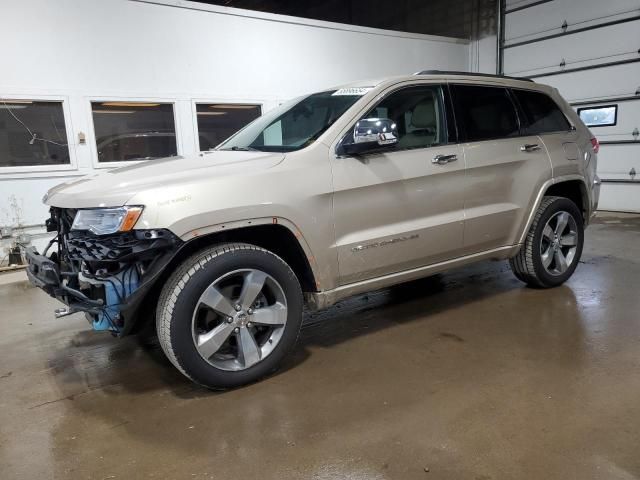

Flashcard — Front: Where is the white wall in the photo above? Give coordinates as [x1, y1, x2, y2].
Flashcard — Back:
[469, 34, 498, 74]
[0, 0, 470, 259]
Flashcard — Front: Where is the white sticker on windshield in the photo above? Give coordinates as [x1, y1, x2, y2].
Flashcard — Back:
[332, 87, 374, 96]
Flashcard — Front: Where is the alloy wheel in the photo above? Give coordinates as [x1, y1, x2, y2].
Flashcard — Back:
[540, 211, 579, 276]
[191, 269, 288, 371]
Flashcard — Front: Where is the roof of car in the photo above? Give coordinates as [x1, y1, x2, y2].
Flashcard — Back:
[415, 70, 533, 82]
[335, 70, 545, 92]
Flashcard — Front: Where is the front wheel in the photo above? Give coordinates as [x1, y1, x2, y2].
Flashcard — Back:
[157, 243, 303, 389]
[509, 196, 584, 288]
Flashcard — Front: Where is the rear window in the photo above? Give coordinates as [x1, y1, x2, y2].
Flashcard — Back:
[451, 85, 519, 142]
[513, 89, 571, 134]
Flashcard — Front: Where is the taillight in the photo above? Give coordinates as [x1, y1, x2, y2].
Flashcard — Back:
[590, 137, 600, 154]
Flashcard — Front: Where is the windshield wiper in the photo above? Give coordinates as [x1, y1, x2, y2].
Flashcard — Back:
[221, 146, 262, 152]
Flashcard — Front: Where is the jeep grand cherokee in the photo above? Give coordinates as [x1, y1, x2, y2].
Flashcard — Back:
[26, 71, 600, 389]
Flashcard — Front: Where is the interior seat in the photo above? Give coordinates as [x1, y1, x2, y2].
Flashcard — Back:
[398, 97, 438, 149]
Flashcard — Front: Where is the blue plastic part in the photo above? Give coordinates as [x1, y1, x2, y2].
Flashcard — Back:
[93, 268, 140, 332]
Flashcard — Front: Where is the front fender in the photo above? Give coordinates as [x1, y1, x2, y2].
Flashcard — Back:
[176, 216, 325, 290]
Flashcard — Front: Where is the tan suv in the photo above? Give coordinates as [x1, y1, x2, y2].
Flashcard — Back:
[26, 71, 600, 389]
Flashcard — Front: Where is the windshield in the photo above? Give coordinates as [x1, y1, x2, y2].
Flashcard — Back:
[217, 90, 367, 152]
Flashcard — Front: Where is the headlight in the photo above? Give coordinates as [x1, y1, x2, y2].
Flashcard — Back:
[71, 206, 144, 235]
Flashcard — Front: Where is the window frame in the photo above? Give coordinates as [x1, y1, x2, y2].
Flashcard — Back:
[86, 96, 182, 169]
[576, 104, 618, 128]
[190, 98, 265, 152]
[0, 94, 78, 175]
[510, 88, 574, 135]
[337, 82, 456, 156]
[450, 83, 523, 144]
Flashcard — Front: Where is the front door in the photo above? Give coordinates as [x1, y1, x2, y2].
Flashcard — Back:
[331, 84, 466, 285]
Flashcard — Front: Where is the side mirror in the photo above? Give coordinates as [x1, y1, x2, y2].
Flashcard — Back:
[339, 118, 398, 156]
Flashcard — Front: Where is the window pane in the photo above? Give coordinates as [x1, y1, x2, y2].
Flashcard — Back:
[0, 100, 70, 167]
[196, 103, 261, 150]
[578, 105, 617, 127]
[346, 85, 447, 150]
[514, 89, 571, 134]
[92, 102, 177, 162]
[452, 85, 519, 142]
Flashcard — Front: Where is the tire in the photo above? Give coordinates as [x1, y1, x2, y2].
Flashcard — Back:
[156, 243, 303, 389]
[509, 196, 584, 288]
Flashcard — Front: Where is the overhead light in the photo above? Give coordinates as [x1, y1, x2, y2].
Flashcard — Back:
[197, 111, 227, 116]
[101, 102, 161, 107]
[93, 110, 135, 114]
[208, 104, 258, 109]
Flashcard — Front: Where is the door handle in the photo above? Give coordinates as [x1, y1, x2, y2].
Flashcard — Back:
[521, 143, 541, 152]
[432, 154, 458, 165]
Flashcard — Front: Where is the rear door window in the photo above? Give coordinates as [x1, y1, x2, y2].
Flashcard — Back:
[451, 85, 520, 142]
[512, 89, 571, 134]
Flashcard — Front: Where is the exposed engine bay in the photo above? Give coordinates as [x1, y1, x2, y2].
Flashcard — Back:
[26, 208, 182, 335]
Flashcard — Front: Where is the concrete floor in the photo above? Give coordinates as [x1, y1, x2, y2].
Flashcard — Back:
[1, 214, 640, 480]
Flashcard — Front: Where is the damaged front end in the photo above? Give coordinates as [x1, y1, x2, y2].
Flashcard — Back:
[26, 207, 182, 335]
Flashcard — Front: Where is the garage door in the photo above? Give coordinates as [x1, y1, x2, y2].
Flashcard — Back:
[500, 0, 640, 212]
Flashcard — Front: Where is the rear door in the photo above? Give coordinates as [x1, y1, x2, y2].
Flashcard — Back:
[451, 83, 552, 254]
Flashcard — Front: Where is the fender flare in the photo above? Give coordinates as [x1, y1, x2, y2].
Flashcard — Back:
[178, 216, 322, 286]
[517, 175, 590, 245]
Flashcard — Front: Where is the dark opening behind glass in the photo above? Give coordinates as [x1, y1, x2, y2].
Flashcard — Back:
[196, 104, 261, 151]
[0, 100, 70, 167]
[92, 102, 177, 162]
[452, 85, 520, 142]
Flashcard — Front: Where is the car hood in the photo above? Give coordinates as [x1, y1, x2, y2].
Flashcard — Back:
[45, 150, 285, 208]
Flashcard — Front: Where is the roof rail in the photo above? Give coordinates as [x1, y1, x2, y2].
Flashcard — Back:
[414, 70, 534, 83]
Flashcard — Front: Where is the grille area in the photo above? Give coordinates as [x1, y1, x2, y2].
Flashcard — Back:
[66, 229, 179, 263]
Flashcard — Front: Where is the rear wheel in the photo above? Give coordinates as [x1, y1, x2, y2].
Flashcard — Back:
[509, 196, 584, 288]
[157, 243, 303, 389]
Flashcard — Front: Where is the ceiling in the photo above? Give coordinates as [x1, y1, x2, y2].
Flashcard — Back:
[192, 0, 497, 39]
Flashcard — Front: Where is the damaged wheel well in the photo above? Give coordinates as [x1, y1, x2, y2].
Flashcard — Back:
[131, 224, 317, 334]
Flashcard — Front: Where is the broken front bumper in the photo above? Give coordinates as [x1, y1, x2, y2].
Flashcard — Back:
[26, 247, 104, 312]
[26, 227, 183, 335]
